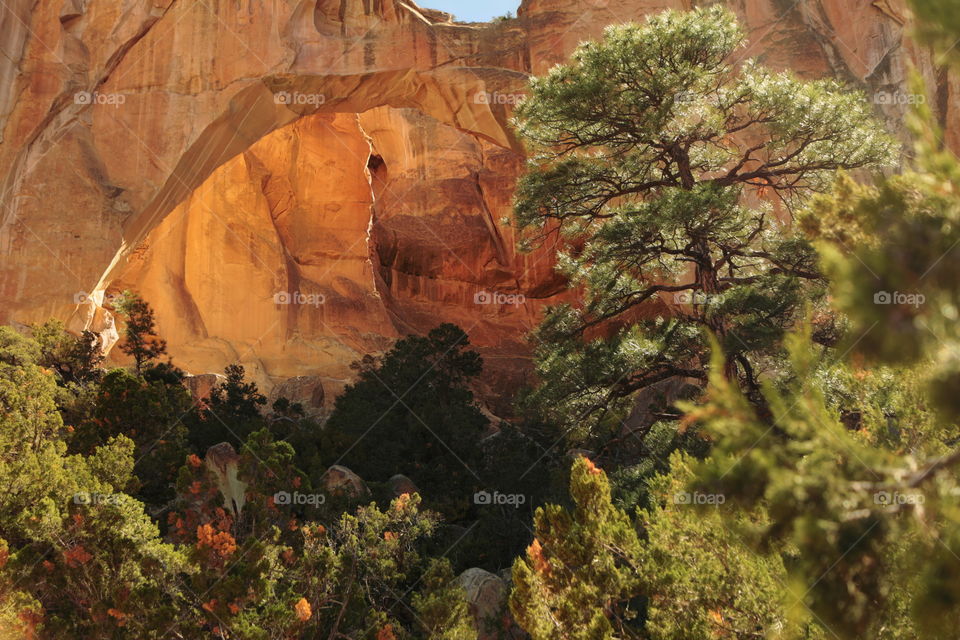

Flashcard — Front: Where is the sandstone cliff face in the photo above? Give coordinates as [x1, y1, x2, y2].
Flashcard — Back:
[0, 0, 954, 404]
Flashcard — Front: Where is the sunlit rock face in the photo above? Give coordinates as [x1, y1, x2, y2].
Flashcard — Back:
[0, 0, 954, 406]
[109, 113, 395, 397]
[103, 106, 547, 406]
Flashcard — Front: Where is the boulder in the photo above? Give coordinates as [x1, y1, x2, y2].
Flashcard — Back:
[183, 373, 227, 402]
[387, 474, 419, 497]
[268, 375, 326, 418]
[205, 443, 248, 518]
[457, 568, 509, 640]
[321, 465, 369, 499]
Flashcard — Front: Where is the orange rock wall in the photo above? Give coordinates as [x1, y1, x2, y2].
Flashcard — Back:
[0, 0, 955, 404]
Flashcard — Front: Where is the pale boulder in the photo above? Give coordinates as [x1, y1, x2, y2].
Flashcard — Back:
[388, 474, 419, 498]
[268, 375, 326, 418]
[204, 443, 249, 518]
[183, 373, 226, 402]
[321, 465, 369, 499]
[457, 568, 511, 640]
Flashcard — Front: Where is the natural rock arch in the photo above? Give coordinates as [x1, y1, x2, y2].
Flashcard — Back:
[95, 66, 529, 293]
[98, 103, 540, 403]
[0, 0, 534, 327]
[1, 0, 955, 402]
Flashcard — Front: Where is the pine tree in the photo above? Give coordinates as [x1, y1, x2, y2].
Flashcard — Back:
[324, 324, 487, 520]
[0, 327, 186, 638]
[188, 364, 268, 452]
[680, 1, 960, 625]
[114, 291, 167, 374]
[74, 367, 193, 507]
[513, 6, 897, 439]
[31, 319, 103, 386]
[510, 457, 644, 639]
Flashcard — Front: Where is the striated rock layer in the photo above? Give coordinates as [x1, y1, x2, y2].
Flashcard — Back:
[0, 0, 955, 407]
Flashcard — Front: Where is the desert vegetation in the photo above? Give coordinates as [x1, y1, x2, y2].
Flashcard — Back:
[2, 2, 960, 639]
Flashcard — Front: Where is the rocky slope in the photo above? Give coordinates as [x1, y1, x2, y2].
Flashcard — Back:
[0, 0, 953, 406]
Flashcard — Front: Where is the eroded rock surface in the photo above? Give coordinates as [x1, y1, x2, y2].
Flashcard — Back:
[321, 464, 369, 498]
[0, 0, 953, 401]
[268, 375, 327, 418]
[205, 442, 248, 518]
[184, 373, 227, 402]
[388, 474, 419, 498]
[457, 567, 517, 640]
